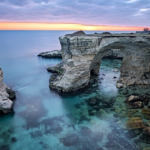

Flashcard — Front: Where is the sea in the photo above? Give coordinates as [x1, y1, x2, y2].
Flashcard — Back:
[0, 30, 150, 150]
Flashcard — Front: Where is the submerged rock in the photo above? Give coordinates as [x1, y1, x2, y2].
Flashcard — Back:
[126, 117, 145, 129]
[143, 147, 150, 150]
[50, 121, 62, 133]
[62, 133, 79, 146]
[0, 68, 15, 113]
[106, 131, 134, 150]
[141, 108, 150, 116]
[132, 101, 143, 108]
[143, 127, 150, 136]
[127, 95, 140, 102]
[74, 103, 81, 109]
[11, 137, 17, 143]
[87, 98, 97, 106]
[0, 145, 9, 150]
[30, 130, 42, 138]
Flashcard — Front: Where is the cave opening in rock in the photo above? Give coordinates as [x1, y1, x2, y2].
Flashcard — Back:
[89, 39, 150, 88]
[90, 48, 123, 85]
[90, 50, 123, 95]
[51, 36, 150, 93]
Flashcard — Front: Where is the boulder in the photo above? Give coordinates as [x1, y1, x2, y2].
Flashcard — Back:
[131, 101, 143, 108]
[116, 83, 124, 88]
[141, 108, 150, 115]
[127, 95, 140, 102]
[80, 126, 92, 136]
[143, 127, 150, 136]
[50, 121, 62, 133]
[72, 30, 86, 36]
[126, 117, 145, 129]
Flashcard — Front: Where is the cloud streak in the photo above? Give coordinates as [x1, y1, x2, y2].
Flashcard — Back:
[0, 0, 149, 27]
[126, 0, 139, 3]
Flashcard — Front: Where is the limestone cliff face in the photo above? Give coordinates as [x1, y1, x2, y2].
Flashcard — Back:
[49, 34, 150, 92]
[0, 68, 15, 113]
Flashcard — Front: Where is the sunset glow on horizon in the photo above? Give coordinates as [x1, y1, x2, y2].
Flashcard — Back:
[0, 22, 147, 31]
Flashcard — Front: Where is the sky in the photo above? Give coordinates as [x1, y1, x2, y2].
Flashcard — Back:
[0, 0, 149, 30]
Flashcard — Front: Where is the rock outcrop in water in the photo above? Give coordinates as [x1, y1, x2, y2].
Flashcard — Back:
[38, 49, 123, 59]
[49, 32, 150, 92]
[38, 50, 62, 58]
[0, 68, 15, 113]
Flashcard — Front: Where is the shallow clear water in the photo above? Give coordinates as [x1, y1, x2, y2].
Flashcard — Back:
[0, 31, 150, 150]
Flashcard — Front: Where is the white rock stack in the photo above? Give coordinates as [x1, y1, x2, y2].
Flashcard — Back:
[0, 68, 13, 113]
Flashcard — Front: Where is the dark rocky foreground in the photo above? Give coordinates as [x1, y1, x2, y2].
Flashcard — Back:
[115, 93, 150, 150]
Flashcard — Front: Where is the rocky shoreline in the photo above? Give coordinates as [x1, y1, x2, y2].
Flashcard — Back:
[0, 68, 16, 113]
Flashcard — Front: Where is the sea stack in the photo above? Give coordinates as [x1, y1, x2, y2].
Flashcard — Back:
[0, 68, 15, 113]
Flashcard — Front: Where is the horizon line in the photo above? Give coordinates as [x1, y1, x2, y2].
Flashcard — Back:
[0, 22, 148, 31]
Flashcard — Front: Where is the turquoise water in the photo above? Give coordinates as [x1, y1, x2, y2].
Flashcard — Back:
[0, 31, 149, 150]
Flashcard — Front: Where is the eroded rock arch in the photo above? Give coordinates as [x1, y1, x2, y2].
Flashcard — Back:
[49, 34, 150, 92]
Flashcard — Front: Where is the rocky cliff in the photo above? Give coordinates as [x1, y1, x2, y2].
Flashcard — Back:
[0, 68, 15, 113]
[49, 33, 150, 92]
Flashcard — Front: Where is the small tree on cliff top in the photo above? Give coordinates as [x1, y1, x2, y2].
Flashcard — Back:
[144, 28, 149, 32]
